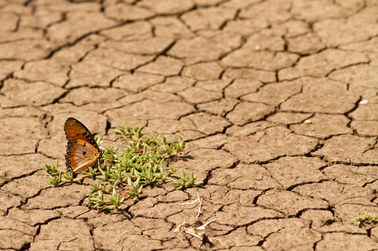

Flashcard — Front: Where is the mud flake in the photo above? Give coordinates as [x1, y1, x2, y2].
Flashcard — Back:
[151, 16, 193, 38]
[315, 18, 378, 47]
[84, 47, 154, 71]
[24, 184, 89, 210]
[137, 56, 183, 76]
[239, 0, 291, 24]
[225, 79, 262, 98]
[105, 3, 154, 21]
[181, 112, 230, 135]
[0, 60, 23, 79]
[279, 49, 369, 79]
[350, 103, 378, 121]
[2, 171, 50, 200]
[257, 190, 328, 216]
[0, 117, 46, 140]
[294, 181, 375, 206]
[35, 219, 93, 250]
[267, 112, 312, 125]
[215, 203, 283, 226]
[183, 62, 223, 80]
[281, 77, 359, 113]
[210, 164, 281, 190]
[323, 164, 378, 186]
[140, 0, 193, 15]
[0, 216, 35, 249]
[242, 80, 302, 106]
[179, 86, 222, 104]
[314, 135, 377, 164]
[264, 157, 327, 189]
[329, 65, 378, 90]
[351, 121, 378, 136]
[100, 21, 152, 41]
[316, 233, 378, 250]
[0, 190, 22, 214]
[287, 33, 325, 54]
[224, 127, 318, 162]
[300, 209, 334, 228]
[105, 99, 194, 124]
[47, 12, 115, 45]
[0, 39, 51, 61]
[214, 227, 262, 249]
[101, 37, 174, 55]
[62, 87, 126, 106]
[197, 98, 238, 116]
[222, 50, 299, 71]
[226, 102, 275, 126]
[113, 72, 164, 93]
[168, 34, 241, 64]
[223, 68, 276, 82]
[248, 218, 321, 250]
[129, 198, 182, 219]
[13, 59, 69, 87]
[291, 114, 352, 138]
[178, 148, 237, 181]
[182, 7, 237, 31]
[2, 79, 66, 106]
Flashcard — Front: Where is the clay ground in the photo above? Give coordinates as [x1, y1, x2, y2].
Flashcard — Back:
[1, 0, 378, 250]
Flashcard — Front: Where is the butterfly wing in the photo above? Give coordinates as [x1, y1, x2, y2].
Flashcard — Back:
[64, 117, 101, 173]
[65, 117, 98, 146]
[66, 139, 100, 173]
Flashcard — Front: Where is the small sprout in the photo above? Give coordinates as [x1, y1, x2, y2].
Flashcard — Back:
[49, 173, 62, 186]
[108, 188, 124, 209]
[84, 166, 99, 176]
[178, 139, 185, 151]
[63, 171, 74, 181]
[90, 181, 102, 192]
[175, 171, 203, 190]
[42, 161, 59, 176]
[355, 213, 378, 227]
[42, 161, 63, 186]
[95, 137, 102, 147]
[102, 146, 118, 163]
[128, 182, 143, 200]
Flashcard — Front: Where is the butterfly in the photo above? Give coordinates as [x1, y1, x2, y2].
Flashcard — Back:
[64, 117, 102, 174]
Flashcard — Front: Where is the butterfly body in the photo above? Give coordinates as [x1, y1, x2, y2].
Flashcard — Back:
[65, 117, 101, 173]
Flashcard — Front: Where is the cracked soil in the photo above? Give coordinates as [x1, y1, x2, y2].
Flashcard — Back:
[1, 0, 378, 250]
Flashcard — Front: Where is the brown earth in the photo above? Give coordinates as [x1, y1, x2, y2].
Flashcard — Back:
[1, 0, 378, 250]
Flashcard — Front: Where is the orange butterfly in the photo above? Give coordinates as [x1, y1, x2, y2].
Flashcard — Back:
[65, 117, 101, 174]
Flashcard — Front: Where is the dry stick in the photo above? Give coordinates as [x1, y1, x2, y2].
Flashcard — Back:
[175, 193, 216, 242]
[197, 219, 217, 230]
[181, 219, 218, 241]
[181, 192, 203, 216]
[195, 193, 203, 218]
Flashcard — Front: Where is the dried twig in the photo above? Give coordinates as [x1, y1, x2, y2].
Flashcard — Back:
[174, 193, 216, 247]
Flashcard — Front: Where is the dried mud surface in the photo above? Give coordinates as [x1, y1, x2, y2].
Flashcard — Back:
[1, 0, 378, 250]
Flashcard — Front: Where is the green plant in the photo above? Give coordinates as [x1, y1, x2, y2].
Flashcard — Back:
[354, 213, 378, 227]
[42, 123, 201, 210]
[175, 170, 203, 190]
